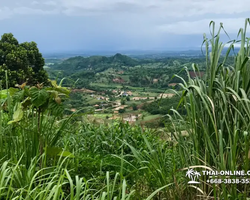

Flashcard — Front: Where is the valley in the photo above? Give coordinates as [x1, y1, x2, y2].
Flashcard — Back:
[44, 53, 192, 128]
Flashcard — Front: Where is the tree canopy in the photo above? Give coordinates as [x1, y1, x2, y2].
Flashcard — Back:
[0, 33, 48, 88]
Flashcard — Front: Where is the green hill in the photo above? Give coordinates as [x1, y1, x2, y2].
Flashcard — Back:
[53, 53, 139, 72]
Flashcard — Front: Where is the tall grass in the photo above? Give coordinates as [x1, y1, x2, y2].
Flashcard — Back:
[1, 19, 250, 199]
[172, 18, 250, 199]
[0, 83, 171, 199]
[0, 157, 136, 199]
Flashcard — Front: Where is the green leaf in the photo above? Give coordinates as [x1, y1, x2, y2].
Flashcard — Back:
[8, 103, 23, 124]
[58, 151, 75, 158]
[0, 87, 17, 99]
[8, 88, 19, 96]
[21, 97, 31, 108]
[46, 147, 74, 158]
[50, 80, 58, 88]
[54, 87, 70, 97]
[30, 88, 49, 107]
[0, 90, 7, 99]
[46, 146, 62, 156]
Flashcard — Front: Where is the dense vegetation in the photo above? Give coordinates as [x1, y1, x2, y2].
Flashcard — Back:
[46, 53, 209, 89]
[0, 33, 49, 88]
[1, 19, 250, 199]
[143, 95, 184, 115]
[46, 50, 235, 89]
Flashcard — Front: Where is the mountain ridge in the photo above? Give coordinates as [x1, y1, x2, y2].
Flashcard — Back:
[53, 53, 139, 71]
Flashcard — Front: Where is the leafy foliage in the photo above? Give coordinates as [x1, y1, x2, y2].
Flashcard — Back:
[143, 95, 186, 115]
[0, 33, 49, 88]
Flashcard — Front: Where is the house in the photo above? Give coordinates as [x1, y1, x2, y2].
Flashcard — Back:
[118, 91, 132, 97]
[132, 97, 148, 100]
[117, 91, 126, 97]
[158, 93, 175, 98]
[97, 96, 108, 101]
[127, 91, 133, 96]
[153, 79, 158, 83]
[122, 92, 128, 97]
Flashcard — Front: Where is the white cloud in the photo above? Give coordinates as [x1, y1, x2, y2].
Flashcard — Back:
[2, 0, 250, 17]
[56, 0, 250, 37]
[1, 0, 250, 37]
[58, 0, 250, 17]
[157, 18, 250, 35]
[5, 0, 248, 19]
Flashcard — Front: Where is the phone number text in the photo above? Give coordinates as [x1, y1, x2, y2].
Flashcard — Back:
[207, 179, 250, 184]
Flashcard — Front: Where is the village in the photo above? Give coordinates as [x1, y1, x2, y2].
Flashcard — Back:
[69, 86, 177, 125]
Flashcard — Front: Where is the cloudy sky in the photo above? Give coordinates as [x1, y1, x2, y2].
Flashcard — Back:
[1, 0, 249, 53]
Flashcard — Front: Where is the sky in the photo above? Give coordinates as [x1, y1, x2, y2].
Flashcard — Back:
[0, 0, 250, 54]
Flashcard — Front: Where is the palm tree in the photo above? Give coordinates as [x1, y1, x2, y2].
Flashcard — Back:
[186, 168, 195, 181]
[194, 171, 201, 181]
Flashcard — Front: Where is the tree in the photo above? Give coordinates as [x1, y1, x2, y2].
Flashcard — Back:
[132, 103, 138, 110]
[121, 98, 126, 105]
[0, 33, 48, 88]
[118, 108, 125, 113]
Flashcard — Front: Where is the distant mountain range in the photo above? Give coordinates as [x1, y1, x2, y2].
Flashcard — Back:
[43, 48, 240, 59]
[43, 50, 202, 59]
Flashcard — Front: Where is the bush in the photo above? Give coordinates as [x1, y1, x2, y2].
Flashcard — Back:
[118, 108, 125, 113]
[132, 103, 138, 110]
[121, 98, 126, 105]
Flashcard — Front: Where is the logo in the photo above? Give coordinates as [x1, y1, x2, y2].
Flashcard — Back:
[186, 168, 201, 184]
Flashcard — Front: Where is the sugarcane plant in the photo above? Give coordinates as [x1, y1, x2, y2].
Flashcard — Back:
[171, 18, 250, 199]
